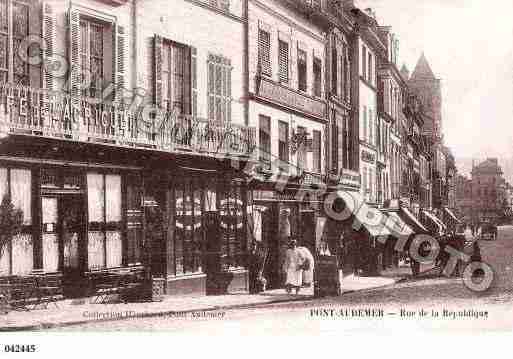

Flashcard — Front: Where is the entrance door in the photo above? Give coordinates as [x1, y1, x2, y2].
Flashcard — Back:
[42, 195, 85, 297]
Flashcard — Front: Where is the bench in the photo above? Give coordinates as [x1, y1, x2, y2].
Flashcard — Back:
[0, 272, 64, 312]
[86, 266, 146, 304]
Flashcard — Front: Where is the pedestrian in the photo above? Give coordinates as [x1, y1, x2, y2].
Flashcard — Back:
[297, 245, 315, 288]
[248, 242, 266, 294]
[283, 239, 303, 294]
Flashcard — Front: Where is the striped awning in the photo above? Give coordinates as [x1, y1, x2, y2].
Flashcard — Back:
[443, 207, 461, 224]
[422, 210, 447, 234]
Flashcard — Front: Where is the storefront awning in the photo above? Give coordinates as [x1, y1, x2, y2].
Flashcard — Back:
[332, 190, 390, 238]
[399, 207, 430, 234]
[443, 207, 461, 224]
[422, 210, 447, 234]
[383, 211, 414, 237]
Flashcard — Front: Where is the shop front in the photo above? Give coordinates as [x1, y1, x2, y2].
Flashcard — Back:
[144, 167, 251, 295]
[250, 187, 327, 290]
[0, 138, 145, 297]
[0, 85, 257, 298]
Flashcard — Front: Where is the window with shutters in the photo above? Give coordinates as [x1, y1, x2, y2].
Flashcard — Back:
[313, 57, 321, 98]
[69, 7, 125, 103]
[258, 29, 271, 77]
[362, 105, 367, 141]
[331, 120, 338, 173]
[0, 0, 29, 85]
[342, 116, 350, 170]
[361, 45, 366, 80]
[278, 120, 289, 171]
[162, 41, 191, 114]
[259, 115, 271, 170]
[331, 45, 337, 96]
[368, 52, 373, 85]
[312, 130, 321, 174]
[80, 19, 104, 98]
[297, 49, 306, 92]
[296, 126, 307, 171]
[369, 108, 373, 145]
[207, 54, 232, 124]
[342, 44, 350, 102]
[278, 40, 289, 84]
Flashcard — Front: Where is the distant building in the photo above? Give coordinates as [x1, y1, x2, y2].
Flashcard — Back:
[471, 158, 508, 223]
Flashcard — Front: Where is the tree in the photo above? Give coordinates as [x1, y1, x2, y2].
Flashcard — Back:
[0, 194, 24, 271]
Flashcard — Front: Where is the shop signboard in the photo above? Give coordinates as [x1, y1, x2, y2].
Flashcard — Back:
[314, 255, 340, 297]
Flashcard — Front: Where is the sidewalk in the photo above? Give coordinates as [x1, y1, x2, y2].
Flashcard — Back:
[0, 273, 403, 331]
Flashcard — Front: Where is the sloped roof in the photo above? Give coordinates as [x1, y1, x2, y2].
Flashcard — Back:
[410, 53, 436, 81]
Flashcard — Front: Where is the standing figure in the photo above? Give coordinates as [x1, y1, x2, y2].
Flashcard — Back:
[297, 245, 315, 288]
[283, 239, 303, 294]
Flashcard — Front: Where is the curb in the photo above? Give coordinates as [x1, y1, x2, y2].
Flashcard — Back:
[0, 277, 405, 332]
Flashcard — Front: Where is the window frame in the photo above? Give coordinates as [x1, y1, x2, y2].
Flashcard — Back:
[207, 53, 232, 124]
[0, 0, 31, 85]
[313, 56, 322, 98]
[278, 39, 289, 84]
[297, 48, 307, 93]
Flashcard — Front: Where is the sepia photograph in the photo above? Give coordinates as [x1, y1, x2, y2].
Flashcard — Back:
[0, 0, 511, 352]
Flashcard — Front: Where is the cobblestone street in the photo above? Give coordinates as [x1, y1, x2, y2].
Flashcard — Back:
[52, 227, 513, 333]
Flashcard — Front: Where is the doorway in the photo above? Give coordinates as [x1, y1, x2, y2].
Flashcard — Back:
[41, 194, 86, 297]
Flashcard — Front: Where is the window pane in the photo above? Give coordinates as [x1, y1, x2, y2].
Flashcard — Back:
[87, 173, 104, 223]
[106, 175, 122, 222]
[10, 169, 31, 225]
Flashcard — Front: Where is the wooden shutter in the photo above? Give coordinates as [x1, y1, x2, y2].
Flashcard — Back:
[68, 8, 81, 104]
[258, 29, 270, 76]
[41, 2, 55, 92]
[113, 24, 126, 103]
[191, 46, 197, 117]
[153, 35, 163, 108]
[183, 46, 191, 115]
[278, 40, 288, 83]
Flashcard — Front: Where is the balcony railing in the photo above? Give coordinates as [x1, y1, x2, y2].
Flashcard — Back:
[0, 85, 256, 158]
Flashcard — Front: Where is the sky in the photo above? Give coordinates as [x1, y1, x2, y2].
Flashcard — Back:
[355, 0, 513, 177]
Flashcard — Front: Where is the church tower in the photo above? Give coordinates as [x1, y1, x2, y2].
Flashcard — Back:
[408, 53, 442, 143]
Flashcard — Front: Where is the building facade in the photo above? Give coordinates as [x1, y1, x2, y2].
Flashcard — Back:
[0, 0, 256, 296]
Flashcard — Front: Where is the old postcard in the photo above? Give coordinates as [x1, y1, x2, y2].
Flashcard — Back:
[0, 0, 512, 350]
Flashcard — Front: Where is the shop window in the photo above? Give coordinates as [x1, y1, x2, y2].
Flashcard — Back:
[219, 181, 245, 269]
[173, 179, 204, 275]
[313, 57, 322, 98]
[278, 40, 289, 84]
[0, 0, 29, 85]
[0, 167, 33, 275]
[297, 49, 307, 92]
[126, 174, 143, 265]
[208, 53, 232, 124]
[258, 29, 271, 77]
[87, 173, 122, 269]
[259, 115, 271, 170]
